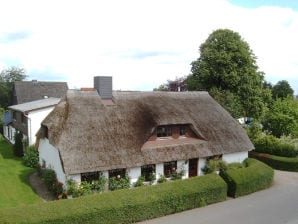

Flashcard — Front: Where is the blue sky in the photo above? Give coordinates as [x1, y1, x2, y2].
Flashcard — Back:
[0, 0, 297, 94]
[229, 0, 298, 10]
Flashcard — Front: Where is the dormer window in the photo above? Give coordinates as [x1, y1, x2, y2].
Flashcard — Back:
[180, 126, 186, 136]
[157, 126, 172, 137]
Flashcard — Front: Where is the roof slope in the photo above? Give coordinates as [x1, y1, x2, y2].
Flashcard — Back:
[9, 98, 61, 113]
[40, 90, 254, 175]
[13, 81, 68, 104]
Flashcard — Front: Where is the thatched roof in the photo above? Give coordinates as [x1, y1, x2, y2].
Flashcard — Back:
[13, 81, 68, 105]
[39, 90, 254, 175]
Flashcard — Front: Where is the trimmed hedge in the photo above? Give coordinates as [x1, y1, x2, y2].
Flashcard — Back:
[250, 151, 298, 172]
[0, 174, 227, 223]
[254, 135, 297, 157]
[220, 158, 273, 198]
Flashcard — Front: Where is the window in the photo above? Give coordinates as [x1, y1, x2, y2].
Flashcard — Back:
[164, 161, 177, 178]
[157, 126, 172, 137]
[41, 159, 46, 168]
[12, 112, 16, 121]
[108, 168, 126, 179]
[141, 164, 156, 181]
[81, 171, 101, 183]
[180, 126, 186, 136]
[21, 114, 27, 124]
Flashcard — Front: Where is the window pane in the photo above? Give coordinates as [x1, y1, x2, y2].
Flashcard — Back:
[180, 126, 186, 136]
[164, 161, 177, 178]
[157, 126, 172, 137]
[141, 164, 156, 181]
[108, 168, 126, 178]
[81, 171, 100, 183]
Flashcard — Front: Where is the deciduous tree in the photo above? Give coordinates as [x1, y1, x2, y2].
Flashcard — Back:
[187, 29, 270, 119]
[272, 80, 294, 99]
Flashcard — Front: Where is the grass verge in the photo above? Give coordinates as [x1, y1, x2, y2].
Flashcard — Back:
[0, 135, 41, 208]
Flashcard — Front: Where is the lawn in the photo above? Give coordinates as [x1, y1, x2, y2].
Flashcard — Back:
[0, 135, 41, 208]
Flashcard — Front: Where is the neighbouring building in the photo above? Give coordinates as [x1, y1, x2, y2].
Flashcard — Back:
[13, 80, 68, 105]
[37, 76, 254, 186]
[3, 98, 61, 145]
[3, 80, 68, 145]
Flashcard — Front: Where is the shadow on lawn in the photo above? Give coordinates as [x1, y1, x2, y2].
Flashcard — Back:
[1, 136, 40, 199]
[0, 139, 16, 159]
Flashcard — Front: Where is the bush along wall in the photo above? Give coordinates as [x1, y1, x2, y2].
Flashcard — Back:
[250, 151, 298, 172]
[0, 174, 227, 224]
[220, 158, 274, 198]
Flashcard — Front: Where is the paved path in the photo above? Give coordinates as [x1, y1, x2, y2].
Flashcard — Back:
[139, 170, 298, 224]
[29, 172, 55, 201]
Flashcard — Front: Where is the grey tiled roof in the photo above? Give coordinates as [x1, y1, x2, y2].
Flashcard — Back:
[13, 81, 68, 104]
[9, 98, 61, 112]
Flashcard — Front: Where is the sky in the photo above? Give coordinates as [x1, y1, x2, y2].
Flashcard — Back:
[0, 0, 297, 94]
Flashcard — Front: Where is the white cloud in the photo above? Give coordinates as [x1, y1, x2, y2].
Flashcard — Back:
[0, 0, 297, 93]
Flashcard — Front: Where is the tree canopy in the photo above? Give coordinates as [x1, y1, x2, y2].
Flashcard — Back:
[187, 29, 270, 119]
[0, 67, 27, 108]
[262, 97, 298, 137]
[272, 80, 294, 99]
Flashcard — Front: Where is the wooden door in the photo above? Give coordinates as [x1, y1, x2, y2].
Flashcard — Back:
[189, 158, 198, 177]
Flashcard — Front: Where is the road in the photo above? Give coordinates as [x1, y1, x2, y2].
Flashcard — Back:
[139, 170, 298, 224]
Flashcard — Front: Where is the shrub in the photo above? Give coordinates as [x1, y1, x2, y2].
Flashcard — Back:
[109, 174, 130, 191]
[134, 176, 145, 187]
[41, 168, 66, 199]
[13, 131, 23, 157]
[170, 169, 184, 180]
[91, 176, 107, 192]
[202, 159, 228, 174]
[254, 134, 296, 157]
[0, 174, 227, 223]
[157, 174, 167, 183]
[220, 158, 273, 198]
[23, 146, 39, 168]
[250, 151, 298, 172]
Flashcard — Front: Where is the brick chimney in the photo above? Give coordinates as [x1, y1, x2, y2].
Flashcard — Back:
[94, 76, 112, 99]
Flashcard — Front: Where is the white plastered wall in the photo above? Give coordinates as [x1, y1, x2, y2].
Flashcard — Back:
[198, 158, 206, 176]
[27, 106, 55, 145]
[177, 160, 189, 179]
[222, 151, 248, 163]
[127, 167, 141, 185]
[38, 138, 66, 185]
[156, 163, 164, 180]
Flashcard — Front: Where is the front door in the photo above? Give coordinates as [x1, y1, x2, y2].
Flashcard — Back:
[189, 158, 198, 177]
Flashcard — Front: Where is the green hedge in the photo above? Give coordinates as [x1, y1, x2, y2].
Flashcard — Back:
[220, 158, 273, 198]
[250, 151, 298, 172]
[0, 174, 227, 223]
[254, 135, 297, 157]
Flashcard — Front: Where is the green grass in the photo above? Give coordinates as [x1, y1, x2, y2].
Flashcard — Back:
[0, 135, 41, 208]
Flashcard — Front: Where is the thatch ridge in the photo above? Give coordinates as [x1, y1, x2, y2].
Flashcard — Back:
[39, 90, 254, 175]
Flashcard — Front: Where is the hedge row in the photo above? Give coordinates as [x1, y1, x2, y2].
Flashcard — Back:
[0, 174, 227, 223]
[254, 135, 297, 157]
[250, 151, 298, 172]
[220, 158, 274, 198]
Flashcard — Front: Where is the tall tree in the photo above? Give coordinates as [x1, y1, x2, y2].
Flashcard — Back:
[0, 67, 27, 108]
[272, 80, 294, 99]
[187, 29, 270, 119]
